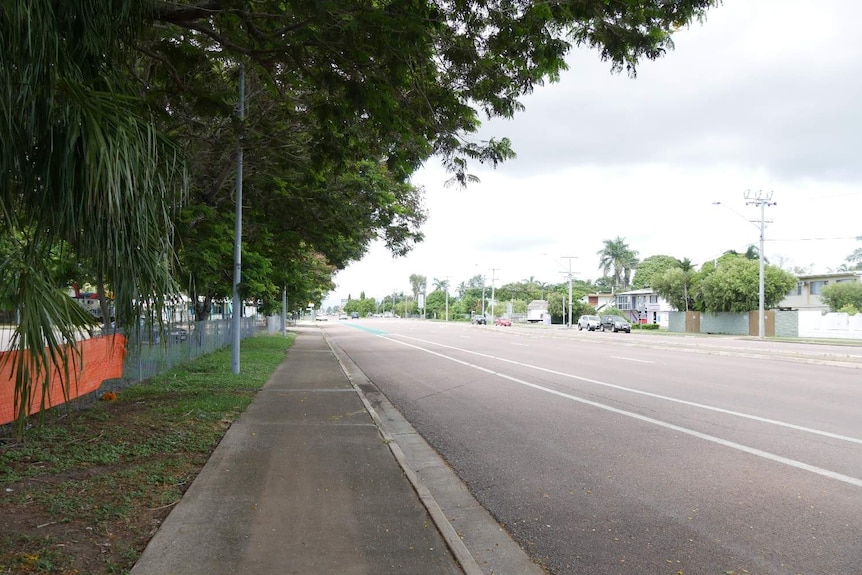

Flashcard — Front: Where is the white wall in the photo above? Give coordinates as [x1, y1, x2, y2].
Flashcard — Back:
[798, 311, 862, 339]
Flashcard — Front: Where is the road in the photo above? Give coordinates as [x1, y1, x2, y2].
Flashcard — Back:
[321, 319, 861, 575]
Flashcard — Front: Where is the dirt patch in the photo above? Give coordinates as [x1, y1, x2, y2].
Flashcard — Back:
[0, 404, 217, 574]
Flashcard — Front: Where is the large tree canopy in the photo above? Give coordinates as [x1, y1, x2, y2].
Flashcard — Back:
[1, 0, 719, 426]
[631, 255, 681, 289]
[697, 256, 797, 313]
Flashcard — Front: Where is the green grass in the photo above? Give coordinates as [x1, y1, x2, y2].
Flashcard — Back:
[0, 333, 295, 575]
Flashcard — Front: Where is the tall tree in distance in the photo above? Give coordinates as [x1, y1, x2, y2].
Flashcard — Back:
[597, 237, 640, 290]
[409, 274, 427, 304]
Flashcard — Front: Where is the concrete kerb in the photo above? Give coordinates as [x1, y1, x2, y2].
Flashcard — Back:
[322, 331, 547, 575]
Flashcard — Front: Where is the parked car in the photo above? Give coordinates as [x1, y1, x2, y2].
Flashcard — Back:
[168, 326, 189, 343]
[494, 317, 512, 326]
[600, 315, 631, 333]
[577, 314, 601, 331]
[471, 314, 487, 325]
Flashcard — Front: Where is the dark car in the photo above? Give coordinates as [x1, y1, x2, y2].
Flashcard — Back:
[350, 312, 360, 319]
[471, 314, 487, 325]
[600, 315, 631, 333]
[168, 326, 189, 343]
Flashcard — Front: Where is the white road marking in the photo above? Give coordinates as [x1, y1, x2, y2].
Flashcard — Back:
[378, 334, 862, 488]
[610, 355, 655, 364]
[395, 335, 862, 446]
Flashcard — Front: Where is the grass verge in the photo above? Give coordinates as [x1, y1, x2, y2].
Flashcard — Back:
[0, 333, 295, 575]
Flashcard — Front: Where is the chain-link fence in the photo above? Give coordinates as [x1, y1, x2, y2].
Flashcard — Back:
[120, 317, 267, 384]
[0, 317, 271, 428]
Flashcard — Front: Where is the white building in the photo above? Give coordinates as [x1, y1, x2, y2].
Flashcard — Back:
[613, 288, 674, 328]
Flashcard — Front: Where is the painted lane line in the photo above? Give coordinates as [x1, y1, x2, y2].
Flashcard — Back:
[379, 335, 862, 488]
[389, 334, 862, 446]
[609, 355, 655, 364]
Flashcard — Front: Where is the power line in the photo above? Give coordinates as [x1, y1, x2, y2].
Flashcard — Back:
[766, 236, 861, 242]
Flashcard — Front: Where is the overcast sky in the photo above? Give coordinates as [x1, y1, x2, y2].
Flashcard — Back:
[326, 0, 862, 306]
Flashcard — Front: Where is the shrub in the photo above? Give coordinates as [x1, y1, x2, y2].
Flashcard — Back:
[837, 304, 858, 316]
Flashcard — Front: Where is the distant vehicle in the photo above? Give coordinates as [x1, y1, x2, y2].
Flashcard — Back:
[526, 299, 549, 323]
[338, 313, 348, 320]
[577, 315, 601, 331]
[494, 317, 512, 327]
[471, 314, 487, 325]
[168, 326, 189, 343]
[600, 315, 631, 333]
[315, 314, 328, 321]
[351, 312, 360, 319]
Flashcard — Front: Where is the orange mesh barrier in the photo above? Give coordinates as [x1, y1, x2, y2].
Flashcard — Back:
[0, 335, 127, 425]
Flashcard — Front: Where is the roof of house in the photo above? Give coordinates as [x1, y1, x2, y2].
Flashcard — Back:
[797, 271, 862, 281]
[615, 288, 657, 295]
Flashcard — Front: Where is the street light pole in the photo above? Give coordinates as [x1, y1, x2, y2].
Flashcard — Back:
[444, 276, 450, 322]
[561, 256, 577, 329]
[489, 268, 499, 323]
[744, 190, 776, 339]
[231, 64, 245, 375]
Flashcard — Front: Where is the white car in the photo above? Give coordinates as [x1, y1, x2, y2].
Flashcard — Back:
[577, 314, 601, 331]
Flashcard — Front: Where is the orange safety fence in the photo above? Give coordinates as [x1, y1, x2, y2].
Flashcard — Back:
[0, 335, 127, 426]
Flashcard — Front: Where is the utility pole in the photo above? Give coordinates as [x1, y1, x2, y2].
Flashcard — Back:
[561, 257, 577, 329]
[744, 190, 776, 339]
[489, 268, 499, 323]
[444, 276, 451, 322]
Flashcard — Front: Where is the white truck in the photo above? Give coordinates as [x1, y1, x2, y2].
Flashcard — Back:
[526, 300, 549, 323]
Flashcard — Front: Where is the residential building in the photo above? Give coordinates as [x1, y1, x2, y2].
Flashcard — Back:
[779, 271, 862, 311]
[613, 288, 673, 327]
[581, 293, 616, 312]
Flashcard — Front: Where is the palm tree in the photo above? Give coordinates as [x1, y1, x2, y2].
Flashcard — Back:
[597, 237, 639, 290]
[1, 2, 182, 431]
[535, 281, 548, 300]
[432, 277, 450, 293]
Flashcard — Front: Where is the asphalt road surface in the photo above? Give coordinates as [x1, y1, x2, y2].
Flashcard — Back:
[321, 319, 861, 575]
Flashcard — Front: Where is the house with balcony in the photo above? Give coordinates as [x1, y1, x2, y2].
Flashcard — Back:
[613, 288, 674, 328]
[779, 271, 862, 311]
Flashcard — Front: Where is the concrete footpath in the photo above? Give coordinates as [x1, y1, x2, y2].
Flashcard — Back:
[131, 327, 544, 575]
